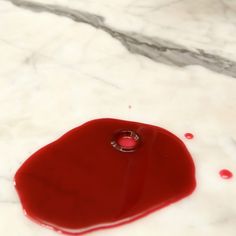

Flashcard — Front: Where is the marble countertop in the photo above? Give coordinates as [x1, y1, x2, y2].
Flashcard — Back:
[0, 0, 236, 235]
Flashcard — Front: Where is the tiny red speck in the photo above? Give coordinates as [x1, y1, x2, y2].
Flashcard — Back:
[184, 133, 194, 139]
[219, 169, 233, 179]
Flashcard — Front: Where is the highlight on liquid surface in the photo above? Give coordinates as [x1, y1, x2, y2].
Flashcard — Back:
[14, 118, 196, 235]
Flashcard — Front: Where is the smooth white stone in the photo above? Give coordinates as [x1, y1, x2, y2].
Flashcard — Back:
[0, 1, 236, 236]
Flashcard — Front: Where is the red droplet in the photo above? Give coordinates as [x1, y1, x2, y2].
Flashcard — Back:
[184, 133, 194, 139]
[15, 119, 196, 235]
[219, 169, 233, 179]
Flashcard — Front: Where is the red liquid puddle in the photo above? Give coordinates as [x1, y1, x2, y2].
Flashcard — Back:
[184, 133, 194, 140]
[219, 169, 233, 179]
[15, 119, 196, 235]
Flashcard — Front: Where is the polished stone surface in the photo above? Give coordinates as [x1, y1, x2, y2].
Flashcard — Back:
[0, 0, 236, 235]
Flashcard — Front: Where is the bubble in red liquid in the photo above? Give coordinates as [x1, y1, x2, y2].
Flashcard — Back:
[219, 169, 233, 179]
[111, 130, 140, 152]
[15, 119, 196, 235]
[118, 135, 137, 149]
[184, 133, 194, 139]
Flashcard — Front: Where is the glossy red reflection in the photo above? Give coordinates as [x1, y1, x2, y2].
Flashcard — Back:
[15, 119, 196, 235]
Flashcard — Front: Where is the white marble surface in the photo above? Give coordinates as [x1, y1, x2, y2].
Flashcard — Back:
[0, 0, 236, 235]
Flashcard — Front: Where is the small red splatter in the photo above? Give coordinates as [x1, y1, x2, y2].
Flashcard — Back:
[219, 169, 233, 179]
[184, 133, 194, 140]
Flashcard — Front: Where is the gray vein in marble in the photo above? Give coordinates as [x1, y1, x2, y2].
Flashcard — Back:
[210, 214, 236, 225]
[0, 38, 120, 89]
[83, 74, 122, 89]
[6, 0, 236, 78]
[0, 176, 12, 182]
[0, 200, 19, 204]
[136, 0, 185, 12]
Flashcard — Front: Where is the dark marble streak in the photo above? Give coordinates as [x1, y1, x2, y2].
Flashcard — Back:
[6, 0, 236, 78]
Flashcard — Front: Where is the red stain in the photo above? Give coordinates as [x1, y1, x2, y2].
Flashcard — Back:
[15, 119, 196, 235]
[219, 169, 233, 179]
[184, 133, 194, 140]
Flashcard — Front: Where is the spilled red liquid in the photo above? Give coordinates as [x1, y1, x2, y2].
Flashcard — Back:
[219, 169, 233, 179]
[184, 133, 194, 140]
[15, 119, 196, 235]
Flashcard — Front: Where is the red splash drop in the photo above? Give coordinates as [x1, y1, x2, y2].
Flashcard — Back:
[184, 133, 194, 140]
[219, 169, 233, 179]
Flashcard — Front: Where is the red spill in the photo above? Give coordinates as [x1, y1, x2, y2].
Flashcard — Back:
[15, 119, 196, 235]
[184, 133, 194, 140]
[219, 169, 233, 179]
